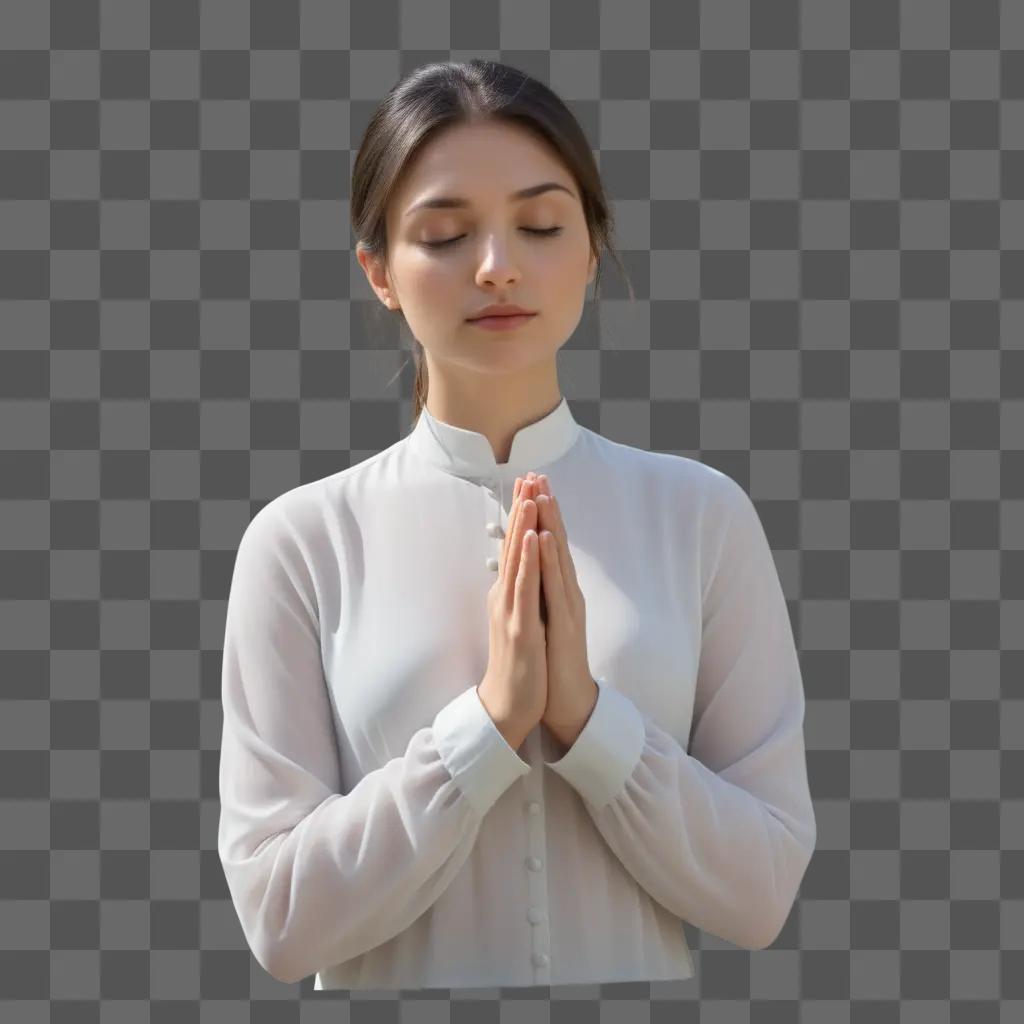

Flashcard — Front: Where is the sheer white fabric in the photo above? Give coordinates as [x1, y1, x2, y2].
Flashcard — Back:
[217, 397, 816, 989]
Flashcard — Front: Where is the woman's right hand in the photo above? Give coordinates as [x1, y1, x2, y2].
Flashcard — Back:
[477, 475, 547, 749]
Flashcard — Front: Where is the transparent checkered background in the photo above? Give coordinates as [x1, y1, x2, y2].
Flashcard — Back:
[2, 0, 1024, 1020]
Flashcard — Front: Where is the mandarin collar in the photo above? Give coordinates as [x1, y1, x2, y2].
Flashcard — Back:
[406, 396, 582, 483]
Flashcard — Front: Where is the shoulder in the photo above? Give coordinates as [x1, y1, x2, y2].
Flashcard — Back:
[582, 430, 761, 585]
[583, 427, 748, 513]
[239, 438, 405, 551]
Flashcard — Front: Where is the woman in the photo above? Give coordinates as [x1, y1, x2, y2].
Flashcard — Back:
[217, 58, 816, 992]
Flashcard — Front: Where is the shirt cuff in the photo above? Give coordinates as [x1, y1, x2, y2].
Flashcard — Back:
[431, 685, 534, 818]
[542, 677, 647, 810]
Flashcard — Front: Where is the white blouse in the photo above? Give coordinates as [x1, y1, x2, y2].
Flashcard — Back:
[217, 396, 817, 991]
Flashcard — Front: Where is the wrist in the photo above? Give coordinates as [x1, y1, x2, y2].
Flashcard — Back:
[542, 715, 582, 750]
[476, 687, 530, 749]
[543, 685, 599, 748]
[497, 711, 537, 751]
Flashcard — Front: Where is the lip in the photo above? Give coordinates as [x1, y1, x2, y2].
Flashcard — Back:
[467, 313, 537, 331]
[467, 305, 535, 320]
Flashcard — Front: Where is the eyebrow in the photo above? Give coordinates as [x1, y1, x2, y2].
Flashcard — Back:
[403, 181, 576, 217]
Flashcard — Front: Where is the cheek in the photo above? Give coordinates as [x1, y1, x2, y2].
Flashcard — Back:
[543, 231, 591, 277]
[537, 248, 590, 294]
[403, 254, 459, 295]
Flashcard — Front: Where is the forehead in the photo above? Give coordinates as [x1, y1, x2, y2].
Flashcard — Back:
[391, 120, 577, 217]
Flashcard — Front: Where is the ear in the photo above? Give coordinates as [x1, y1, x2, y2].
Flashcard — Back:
[356, 244, 399, 311]
[587, 250, 597, 285]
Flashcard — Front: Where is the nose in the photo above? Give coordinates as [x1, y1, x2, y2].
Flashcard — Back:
[474, 252, 521, 288]
[471, 231, 525, 283]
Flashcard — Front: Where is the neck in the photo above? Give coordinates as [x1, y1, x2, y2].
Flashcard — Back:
[422, 365, 563, 465]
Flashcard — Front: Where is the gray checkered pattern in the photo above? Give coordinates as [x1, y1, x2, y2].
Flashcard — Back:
[2, 0, 1023, 1019]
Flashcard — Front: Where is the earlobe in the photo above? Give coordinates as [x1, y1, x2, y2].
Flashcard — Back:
[357, 249, 397, 310]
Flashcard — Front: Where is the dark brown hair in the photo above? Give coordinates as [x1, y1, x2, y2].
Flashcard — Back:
[351, 59, 633, 430]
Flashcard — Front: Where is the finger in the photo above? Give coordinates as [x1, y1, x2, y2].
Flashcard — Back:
[499, 478, 523, 582]
[533, 476, 551, 534]
[515, 526, 538, 619]
[502, 477, 532, 575]
[548, 492, 580, 592]
[531, 479, 560, 593]
[535, 479, 577, 598]
[530, 476, 555, 545]
[536, 476, 553, 526]
[506, 476, 523, 564]
[539, 524, 563, 617]
[503, 485, 536, 598]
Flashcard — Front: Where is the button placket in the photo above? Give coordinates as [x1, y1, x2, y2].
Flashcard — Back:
[483, 471, 552, 983]
[484, 476, 504, 571]
[522, 731, 551, 984]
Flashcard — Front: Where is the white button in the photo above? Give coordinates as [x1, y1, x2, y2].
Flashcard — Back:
[532, 952, 549, 968]
[526, 801, 540, 814]
[486, 521, 504, 537]
[528, 906, 547, 924]
[526, 855, 543, 871]
[486, 557, 499, 571]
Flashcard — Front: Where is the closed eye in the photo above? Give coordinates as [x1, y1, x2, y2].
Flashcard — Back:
[420, 227, 563, 251]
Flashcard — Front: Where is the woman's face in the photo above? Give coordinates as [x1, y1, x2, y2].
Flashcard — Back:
[360, 118, 597, 377]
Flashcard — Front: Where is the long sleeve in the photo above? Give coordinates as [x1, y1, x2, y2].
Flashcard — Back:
[217, 502, 533, 985]
[543, 476, 817, 952]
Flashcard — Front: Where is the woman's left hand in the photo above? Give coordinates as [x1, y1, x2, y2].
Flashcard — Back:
[527, 472, 599, 747]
